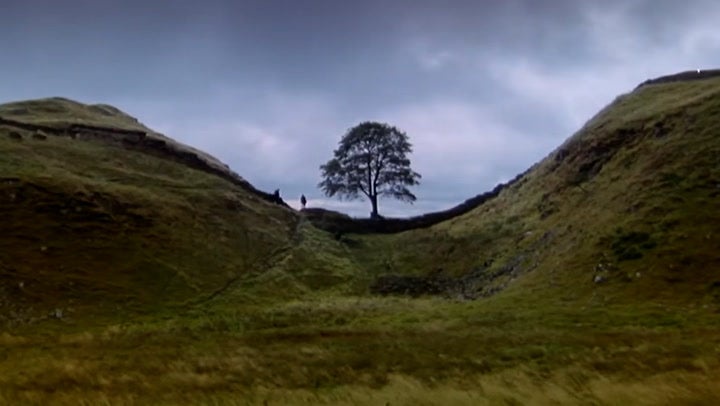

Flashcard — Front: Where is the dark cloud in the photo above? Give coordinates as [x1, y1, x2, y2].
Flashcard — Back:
[1, 0, 718, 216]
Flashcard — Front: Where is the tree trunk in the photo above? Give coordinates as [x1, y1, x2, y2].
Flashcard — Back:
[370, 194, 379, 219]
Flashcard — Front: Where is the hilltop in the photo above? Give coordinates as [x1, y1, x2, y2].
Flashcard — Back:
[0, 98, 358, 325]
[2, 73, 719, 317]
[0, 97, 287, 206]
[354, 73, 720, 304]
[1, 73, 720, 404]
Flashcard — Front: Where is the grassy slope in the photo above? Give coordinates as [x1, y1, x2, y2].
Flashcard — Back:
[0, 100, 357, 325]
[0, 97, 150, 130]
[1, 81, 719, 405]
[0, 97, 239, 177]
[354, 77, 720, 306]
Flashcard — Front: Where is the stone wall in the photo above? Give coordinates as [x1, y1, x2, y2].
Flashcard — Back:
[0, 116, 289, 209]
[68, 123, 146, 144]
[304, 170, 528, 235]
[0, 116, 61, 135]
[636, 69, 720, 89]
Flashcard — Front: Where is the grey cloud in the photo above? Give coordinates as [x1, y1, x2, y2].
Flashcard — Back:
[1, 0, 718, 217]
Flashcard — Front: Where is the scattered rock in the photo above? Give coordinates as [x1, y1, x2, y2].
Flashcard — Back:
[32, 130, 47, 140]
[50, 308, 63, 319]
[594, 275, 606, 284]
[372, 229, 557, 299]
[594, 260, 617, 273]
[40, 246, 48, 252]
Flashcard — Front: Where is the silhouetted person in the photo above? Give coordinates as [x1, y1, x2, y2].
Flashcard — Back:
[300, 194, 307, 209]
[273, 189, 281, 203]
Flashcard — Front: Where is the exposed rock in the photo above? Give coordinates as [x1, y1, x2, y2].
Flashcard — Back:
[371, 230, 556, 299]
[32, 130, 47, 140]
[594, 275, 606, 284]
[8, 131, 22, 140]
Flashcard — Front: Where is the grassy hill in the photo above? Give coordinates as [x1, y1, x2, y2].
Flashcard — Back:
[354, 76, 720, 306]
[0, 98, 359, 325]
[1, 76, 720, 405]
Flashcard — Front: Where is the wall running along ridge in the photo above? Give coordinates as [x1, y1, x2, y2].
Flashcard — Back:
[0, 116, 289, 208]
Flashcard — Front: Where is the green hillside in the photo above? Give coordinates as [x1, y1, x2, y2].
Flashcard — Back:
[0, 98, 358, 324]
[356, 76, 720, 305]
[1, 76, 720, 404]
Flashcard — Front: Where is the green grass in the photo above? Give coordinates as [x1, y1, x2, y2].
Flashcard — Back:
[0, 97, 150, 131]
[346, 77, 720, 306]
[0, 121, 355, 323]
[2, 295, 720, 404]
[2, 77, 720, 404]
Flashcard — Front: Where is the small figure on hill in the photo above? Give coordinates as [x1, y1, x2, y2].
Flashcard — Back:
[300, 194, 307, 209]
[273, 189, 281, 203]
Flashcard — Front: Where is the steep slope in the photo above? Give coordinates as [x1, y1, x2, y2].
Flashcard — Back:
[358, 75, 720, 305]
[0, 98, 356, 325]
[2, 80, 720, 405]
[0, 97, 290, 206]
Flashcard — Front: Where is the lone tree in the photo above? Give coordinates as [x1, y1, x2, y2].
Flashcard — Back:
[319, 121, 421, 218]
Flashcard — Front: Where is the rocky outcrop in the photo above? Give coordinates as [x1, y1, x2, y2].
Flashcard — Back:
[371, 231, 554, 299]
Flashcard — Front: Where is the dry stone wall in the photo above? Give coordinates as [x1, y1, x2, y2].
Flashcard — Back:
[0, 116, 289, 208]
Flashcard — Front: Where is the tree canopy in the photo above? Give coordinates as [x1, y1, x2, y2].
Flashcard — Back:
[318, 121, 421, 218]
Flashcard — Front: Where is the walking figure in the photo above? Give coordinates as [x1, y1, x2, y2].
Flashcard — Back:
[300, 194, 307, 209]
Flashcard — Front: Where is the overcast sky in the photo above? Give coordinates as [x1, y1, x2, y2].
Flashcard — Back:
[1, 0, 718, 217]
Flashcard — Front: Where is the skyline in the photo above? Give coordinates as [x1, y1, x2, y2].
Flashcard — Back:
[2, 0, 719, 216]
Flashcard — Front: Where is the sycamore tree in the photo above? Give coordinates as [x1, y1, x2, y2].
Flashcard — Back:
[318, 121, 421, 218]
